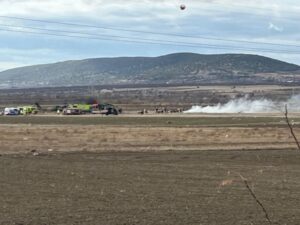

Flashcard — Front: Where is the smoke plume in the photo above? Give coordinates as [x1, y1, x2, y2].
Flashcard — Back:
[184, 95, 300, 113]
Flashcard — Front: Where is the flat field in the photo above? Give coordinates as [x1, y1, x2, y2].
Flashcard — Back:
[0, 84, 298, 111]
[1, 114, 300, 224]
[1, 150, 300, 225]
[0, 114, 300, 153]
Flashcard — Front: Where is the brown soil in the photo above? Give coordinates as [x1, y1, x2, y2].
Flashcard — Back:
[1, 114, 300, 224]
[0, 124, 298, 154]
[0, 150, 300, 225]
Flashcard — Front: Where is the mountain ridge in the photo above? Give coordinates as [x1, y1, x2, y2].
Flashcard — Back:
[0, 53, 299, 88]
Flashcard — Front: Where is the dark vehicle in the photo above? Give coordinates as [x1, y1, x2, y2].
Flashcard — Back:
[93, 103, 122, 115]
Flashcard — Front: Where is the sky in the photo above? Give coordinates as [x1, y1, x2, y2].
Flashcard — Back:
[0, 0, 300, 71]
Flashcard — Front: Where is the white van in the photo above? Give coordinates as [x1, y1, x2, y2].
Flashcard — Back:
[4, 108, 20, 115]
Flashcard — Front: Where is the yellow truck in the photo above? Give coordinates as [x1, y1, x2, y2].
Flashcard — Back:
[62, 104, 92, 115]
[19, 106, 38, 115]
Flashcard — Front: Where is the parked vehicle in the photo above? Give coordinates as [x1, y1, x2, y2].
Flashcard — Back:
[4, 107, 20, 115]
[68, 104, 92, 114]
[93, 103, 121, 115]
[61, 102, 122, 116]
[19, 106, 38, 115]
[63, 108, 82, 115]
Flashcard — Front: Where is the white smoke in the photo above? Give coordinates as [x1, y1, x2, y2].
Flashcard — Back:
[184, 95, 300, 113]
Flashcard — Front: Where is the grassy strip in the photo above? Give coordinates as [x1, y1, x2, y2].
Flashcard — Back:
[0, 115, 297, 126]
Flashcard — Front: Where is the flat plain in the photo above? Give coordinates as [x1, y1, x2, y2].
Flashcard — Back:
[0, 114, 300, 224]
[1, 150, 300, 225]
[0, 114, 300, 153]
[1, 85, 300, 225]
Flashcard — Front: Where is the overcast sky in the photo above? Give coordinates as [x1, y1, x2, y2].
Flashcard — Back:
[0, 0, 299, 71]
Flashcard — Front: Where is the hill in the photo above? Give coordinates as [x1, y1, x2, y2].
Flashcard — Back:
[0, 53, 299, 88]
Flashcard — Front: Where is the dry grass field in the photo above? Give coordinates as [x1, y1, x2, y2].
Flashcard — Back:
[0, 114, 299, 154]
[0, 84, 298, 111]
[0, 123, 299, 154]
[1, 113, 300, 224]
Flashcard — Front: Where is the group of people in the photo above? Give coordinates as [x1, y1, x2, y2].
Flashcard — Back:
[138, 107, 184, 114]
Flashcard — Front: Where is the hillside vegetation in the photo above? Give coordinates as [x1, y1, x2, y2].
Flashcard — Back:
[0, 53, 299, 88]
